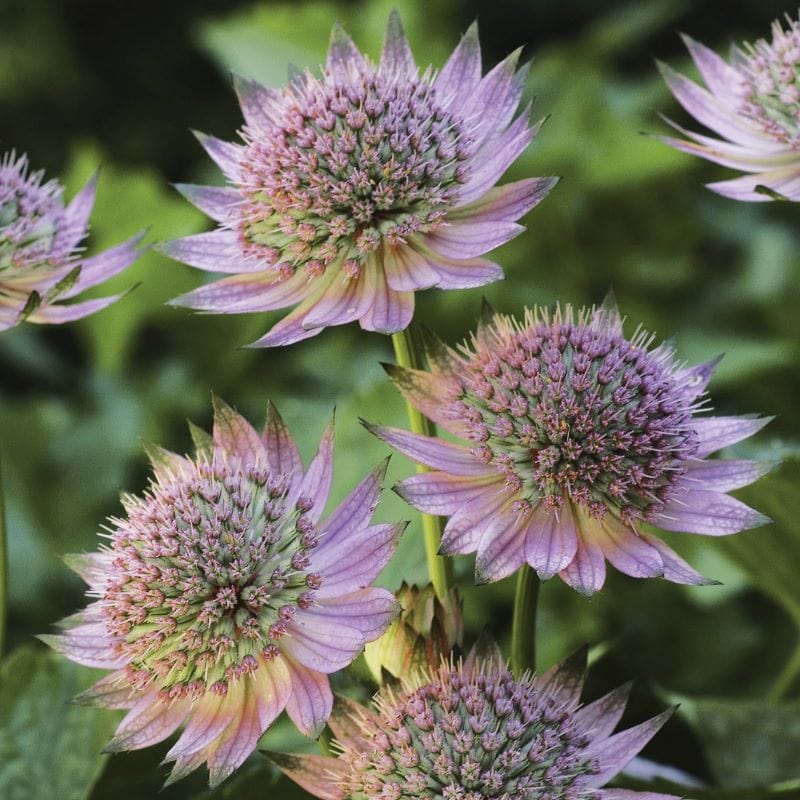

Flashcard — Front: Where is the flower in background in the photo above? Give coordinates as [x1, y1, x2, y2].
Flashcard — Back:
[366, 298, 771, 594]
[162, 11, 557, 347]
[42, 397, 404, 787]
[659, 16, 800, 201]
[270, 644, 679, 800]
[364, 582, 462, 684]
[0, 150, 141, 329]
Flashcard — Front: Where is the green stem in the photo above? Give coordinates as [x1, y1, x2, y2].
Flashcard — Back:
[391, 328, 453, 601]
[0, 451, 6, 657]
[768, 635, 800, 702]
[511, 565, 540, 677]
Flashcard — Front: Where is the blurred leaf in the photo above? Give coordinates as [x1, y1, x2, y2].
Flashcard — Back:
[715, 458, 800, 629]
[673, 693, 800, 789]
[0, 646, 117, 800]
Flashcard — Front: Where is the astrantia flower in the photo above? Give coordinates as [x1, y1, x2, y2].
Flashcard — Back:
[366, 299, 771, 594]
[270, 645, 679, 800]
[0, 150, 141, 329]
[42, 398, 405, 787]
[161, 12, 557, 347]
[659, 18, 800, 200]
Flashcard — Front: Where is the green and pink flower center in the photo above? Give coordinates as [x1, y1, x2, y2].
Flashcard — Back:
[339, 665, 597, 799]
[0, 152, 73, 272]
[102, 458, 320, 699]
[737, 16, 800, 146]
[237, 66, 470, 280]
[447, 311, 699, 524]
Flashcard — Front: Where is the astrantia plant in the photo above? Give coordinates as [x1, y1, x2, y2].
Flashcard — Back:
[659, 16, 800, 200]
[41, 397, 405, 787]
[0, 150, 141, 329]
[161, 12, 557, 346]
[367, 299, 771, 594]
[270, 645, 678, 800]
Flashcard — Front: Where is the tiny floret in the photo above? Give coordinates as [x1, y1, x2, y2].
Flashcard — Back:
[162, 11, 557, 346]
[368, 298, 771, 594]
[659, 17, 800, 200]
[42, 398, 404, 787]
[0, 150, 141, 329]
[270, 645, 680, 800]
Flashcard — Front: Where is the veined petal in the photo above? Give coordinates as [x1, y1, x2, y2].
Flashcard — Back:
[73, 670, 140, 709]
[407, 238, 505, 289]
[267, 751, 347, 800]
[194, 131, 244, 180]
[233, 74, 280, 130]
[656, 490, 770, 536]
[636, 532, 717, 585]
[379, 10, 416, 79]
[524, 501, 579, 580]
[303, 588, 399, 639]
[212, 395, 264, 466]
[173, 184, 241, 223]
[363, 422, 489, 475]
[440, 489, 510, 556]
[106, 693, 189, 752]
[395, 471, 501, 515]
[475, 509, 530, 583]
[425, 220, 524, 260]
[302, 270, 375, 330]
[683, 458, 771, 492]
[311, 522, 406, 599]
[159, 230, 264, 274]
[573, 682, 633, 740]
[534, 646, 587, 708]
[327, 23, 367, 79]
[65, 232, 144, 298]
[296, 413, 335, 523]
[449, 177, 559, 223]
[61, 172, 97, 251]
[165, 687, 240, 760]
[596, 515, 664, 580]
[357, 258, 414, 333]
[580, 709, 675, 788]
[673, 355, 722, 401]
[461, 49, 522, 143]
[434, 21, 482, 110]
[27, 294, 122, 324]
[693, 415, 772, 457]
[262, 400, 303, 490]
[282, 616, 365, 673]
[383, 243, 442, 292]
[284, 658, 333, 738]
[681, 33, 744, 106]
[559, 509, 607, 596]
[708, 166, 800, 201]
[39, 625, 126, 669]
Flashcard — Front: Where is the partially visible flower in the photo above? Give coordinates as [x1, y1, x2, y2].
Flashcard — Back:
[0, 150, 141, 329]
[161, 12, 557, 347]
[41, 397, 405, 787]
[659, 17, 800, 200]
[270, 645, 679, 800]
[366, 298, 771, 594]
[364, 582, 462, 683]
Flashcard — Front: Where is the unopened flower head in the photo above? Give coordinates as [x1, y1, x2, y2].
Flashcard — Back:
[659, 16, 800, 200]
[43, 397, 405, 787]
[271, 646, 678, 800]
[367, 298, 771, 594]
[0, 150, 141, 329]
[162, 12, 557, 346]
[364, 582, 462, 683]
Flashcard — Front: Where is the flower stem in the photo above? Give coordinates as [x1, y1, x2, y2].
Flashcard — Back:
[511, 565, 540, 677]
[0, 451, 6, 657]
[768, 634, 800, 702]
[391, 328, 453, 601]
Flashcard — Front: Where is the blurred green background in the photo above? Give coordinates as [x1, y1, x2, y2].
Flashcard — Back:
[2, 0, 800, 797]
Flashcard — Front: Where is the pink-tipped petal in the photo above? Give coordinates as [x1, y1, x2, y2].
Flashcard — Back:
[212, 395, 264, 466]
[268, 751, 347, 800]
[262, 400, 303, 490]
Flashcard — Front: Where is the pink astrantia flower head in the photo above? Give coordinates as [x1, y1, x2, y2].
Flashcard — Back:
[659, 17, 800, 201]
[41, 397, 405, 787]
[269, 644, 679, 800]
[0, 150, 142, 329]
[366, 298, 772, 595]
[161, 11, 557, 347]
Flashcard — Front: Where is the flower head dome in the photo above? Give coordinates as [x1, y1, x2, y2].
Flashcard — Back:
[161, 12, 557, 346]
[367, 299, 771, 594]
[270, 645, 679, 800]
[42, 398, 405, 787]
[659, 16, 800, 200]
[0, 151, 141, 329]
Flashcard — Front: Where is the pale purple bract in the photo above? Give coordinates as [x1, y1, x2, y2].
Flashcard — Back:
[659, 16, 800, 201]
[368, 299, 771, 594]
[162, 12, 557, 346]
[270, 644, 679, 800]
[0, 151, 141, 329]
[42, 397, 404, 787]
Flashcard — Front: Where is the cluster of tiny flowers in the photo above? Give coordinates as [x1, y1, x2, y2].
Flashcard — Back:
[340, 664, 595, 799]
[0, 150, 140, 328]
[445, 305, 697, 526]
[736, 15, 800, 147]
[237, 64, 470, 279]
[106, 456, 319, 698]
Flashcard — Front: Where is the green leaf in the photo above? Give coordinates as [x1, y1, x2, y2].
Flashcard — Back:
[673, 693, 800, 789]
[0, 645, 117, 800]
